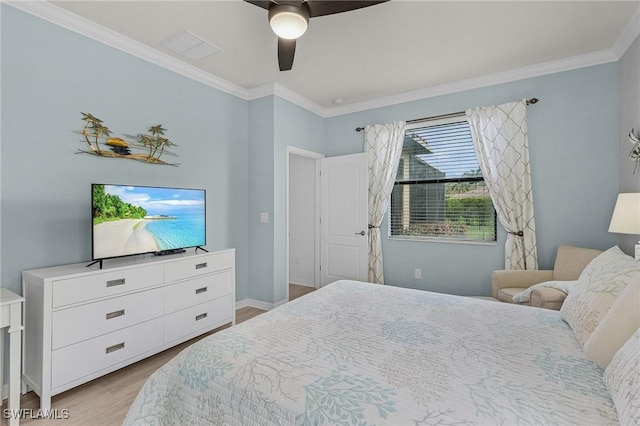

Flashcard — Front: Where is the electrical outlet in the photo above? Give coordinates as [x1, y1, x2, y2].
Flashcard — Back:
[415, 268, 422, 279]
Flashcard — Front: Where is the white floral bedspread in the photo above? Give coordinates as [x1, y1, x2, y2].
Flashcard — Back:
[124, 280, 618, 425]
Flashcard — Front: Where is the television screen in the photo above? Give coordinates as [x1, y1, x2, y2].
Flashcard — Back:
[92, 184, 206, 260]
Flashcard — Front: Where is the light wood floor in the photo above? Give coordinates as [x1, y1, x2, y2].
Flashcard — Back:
[289, 283, 315, 300]
[15, 284, 315, 425]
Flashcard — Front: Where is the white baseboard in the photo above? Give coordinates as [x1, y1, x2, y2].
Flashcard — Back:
[235, 298, 274, 311]
[234, 299, 249, 310]
[289, 281, 315, 288]
[273, 299, 288, 308]
[235, 298, 288, 311]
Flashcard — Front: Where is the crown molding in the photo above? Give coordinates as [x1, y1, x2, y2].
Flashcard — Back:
[272, 83, 326, 116]
[5, 0, 250, 100]
[246, 82, 326, 116]
[611, 6, 640, 59]
[7, 0, 639, 120]
[246, 82, 277, 101]
[322, 48, 619, 117]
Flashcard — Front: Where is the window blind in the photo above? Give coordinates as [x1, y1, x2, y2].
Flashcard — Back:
[389, 117, 496, 242]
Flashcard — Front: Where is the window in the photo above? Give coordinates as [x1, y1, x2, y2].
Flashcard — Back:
[389, 115, 496, 243]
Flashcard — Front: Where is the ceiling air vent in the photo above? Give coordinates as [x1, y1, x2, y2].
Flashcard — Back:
[161, 31, 222, 61]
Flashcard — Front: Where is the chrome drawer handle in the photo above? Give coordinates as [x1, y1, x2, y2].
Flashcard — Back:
[195, 262, 208, 270]
[195, 313, 208, 321]
[106, 309, 125, 320]
[106, 278, 125, 287]
[106, 342, 125, 354]
[195, 287, 208, 295]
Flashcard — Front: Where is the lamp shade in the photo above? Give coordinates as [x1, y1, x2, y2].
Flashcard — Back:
[269, 4, 309, 39]
[609, 193, 640, 234]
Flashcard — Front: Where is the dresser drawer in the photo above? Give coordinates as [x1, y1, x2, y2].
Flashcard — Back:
[164, 295, 232, 344]
[51, 317, 163, 389]
[52, 288, 164, 350]
[164, 270, 232, 314]
[52, 264, 164, 308]
[165, 251, 234, 283]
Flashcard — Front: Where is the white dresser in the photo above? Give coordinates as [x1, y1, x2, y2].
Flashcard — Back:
[22, 249, 235, 411]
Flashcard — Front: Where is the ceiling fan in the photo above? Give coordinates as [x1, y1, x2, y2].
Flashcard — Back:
[245, 0, 389, 71]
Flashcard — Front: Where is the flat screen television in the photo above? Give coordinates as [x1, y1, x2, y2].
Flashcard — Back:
[92, 183, 206, 261]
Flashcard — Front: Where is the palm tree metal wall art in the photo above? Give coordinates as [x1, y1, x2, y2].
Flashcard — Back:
[75, 112, 179, 166]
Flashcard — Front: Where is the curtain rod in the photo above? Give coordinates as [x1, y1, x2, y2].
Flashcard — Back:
[355, 97, 539, 132]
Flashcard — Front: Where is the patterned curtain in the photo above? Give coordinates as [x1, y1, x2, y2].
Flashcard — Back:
[466, 101, 538, 270]
[364, 121, 406, 283]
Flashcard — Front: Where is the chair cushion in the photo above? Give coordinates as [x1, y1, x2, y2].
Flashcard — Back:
[497, 287, 527, 304]
[583, 281, 640, 368]
[603, 328, 640, 425]
[512, 280, 574, 303]
[529, 288, 566, 311]
[560, 246, 639, 346]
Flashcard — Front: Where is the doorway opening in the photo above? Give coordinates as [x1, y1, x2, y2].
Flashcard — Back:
[285, 146, 323, 302]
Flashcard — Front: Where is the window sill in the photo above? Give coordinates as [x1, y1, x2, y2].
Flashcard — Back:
[388, 236, 498, 246]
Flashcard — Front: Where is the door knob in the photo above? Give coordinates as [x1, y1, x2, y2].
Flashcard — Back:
[355, 231, 366, 235]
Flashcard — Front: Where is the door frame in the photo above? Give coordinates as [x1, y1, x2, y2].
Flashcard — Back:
[285, 146, 324, 302]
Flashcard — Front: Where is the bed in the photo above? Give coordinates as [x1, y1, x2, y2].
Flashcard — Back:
[124, 279, 624, 425]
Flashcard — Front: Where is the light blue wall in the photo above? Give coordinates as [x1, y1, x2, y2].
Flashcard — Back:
[247, 96, 275, 302]
[247, 96, 324, 304]
[1, 6, 250, 300]
[273, 96, 325, 302]
[325, 64, 620, 296]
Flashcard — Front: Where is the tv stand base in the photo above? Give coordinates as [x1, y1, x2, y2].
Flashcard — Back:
[86, 259, 103, 269]
[155, 248, 186, 256]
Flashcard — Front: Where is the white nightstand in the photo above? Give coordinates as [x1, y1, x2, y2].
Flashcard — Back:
[0, 288, 24, 426]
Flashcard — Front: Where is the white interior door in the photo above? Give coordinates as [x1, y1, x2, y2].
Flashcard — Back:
[320, 153, 368, 286]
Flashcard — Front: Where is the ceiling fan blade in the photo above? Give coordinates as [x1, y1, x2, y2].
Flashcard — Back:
[244, 0, 275, 11]
[305, 0, 388, 18]
[278, 38, 296, 71]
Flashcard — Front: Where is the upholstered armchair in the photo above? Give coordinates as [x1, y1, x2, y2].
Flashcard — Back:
[492, 245, 603, 310]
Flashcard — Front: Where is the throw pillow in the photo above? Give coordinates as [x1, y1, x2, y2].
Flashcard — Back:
[603, 328, 640, 425]
[583, 281, 640, 368]
[560, 246, 639, 346]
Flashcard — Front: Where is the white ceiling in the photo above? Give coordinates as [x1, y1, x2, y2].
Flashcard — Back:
[41, 1, 640, 112]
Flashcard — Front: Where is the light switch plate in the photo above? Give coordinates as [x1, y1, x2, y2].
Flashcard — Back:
[260, 212, 269, 223]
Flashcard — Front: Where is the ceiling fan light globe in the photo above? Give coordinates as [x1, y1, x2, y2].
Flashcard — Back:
[268, 5, 309, 40]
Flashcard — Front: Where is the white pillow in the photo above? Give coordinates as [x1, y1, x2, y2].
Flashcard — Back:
[560, 246, 639, 346]
[583, 281, 640, 368]
[603, 328, 640, 425]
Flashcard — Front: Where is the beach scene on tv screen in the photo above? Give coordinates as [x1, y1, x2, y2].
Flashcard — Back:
[93, 184, 206, 259]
